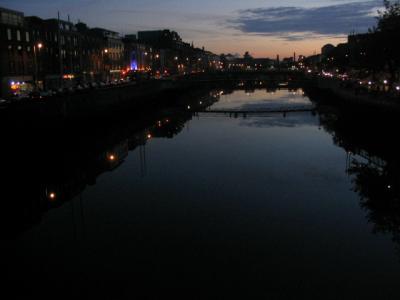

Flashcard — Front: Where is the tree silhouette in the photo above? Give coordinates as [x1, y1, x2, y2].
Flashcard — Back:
[374, 1, 400, 85]
[377, 0, 400, 32]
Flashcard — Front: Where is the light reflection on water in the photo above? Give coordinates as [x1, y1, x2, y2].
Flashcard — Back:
[210, 88, 310, 110]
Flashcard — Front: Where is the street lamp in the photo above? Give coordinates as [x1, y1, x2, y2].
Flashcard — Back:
[33, 42, 43, 91]
[103, 49, 109, 81]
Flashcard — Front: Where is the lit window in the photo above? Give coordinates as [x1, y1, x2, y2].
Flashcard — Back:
[7, 28, 12, 40]
[25, 31, 30, 42]
[17, 30, 21, 41]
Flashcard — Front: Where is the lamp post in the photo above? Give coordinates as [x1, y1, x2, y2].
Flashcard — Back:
[153, 53, 160, 76]
[33, 42, 43, 91]
[103, 49, 109, 82]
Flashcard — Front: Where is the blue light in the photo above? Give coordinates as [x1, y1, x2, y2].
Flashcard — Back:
[131, 59, 138, 71]
[130, 51, 138, 70]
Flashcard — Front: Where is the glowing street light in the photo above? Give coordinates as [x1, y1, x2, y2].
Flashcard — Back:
[33, 42, 44, 90]
[48, 192, 56, 201]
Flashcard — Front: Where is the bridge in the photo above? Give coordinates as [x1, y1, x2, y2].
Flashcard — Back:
[195, 105, 316, 115]
[180, 70, 307, 83]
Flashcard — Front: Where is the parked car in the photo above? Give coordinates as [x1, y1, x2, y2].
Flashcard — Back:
[29, 91, 43, 100]
[11, 93, 29, 101]
[40, 91, 54, 97]
[0, 98, 10, 108]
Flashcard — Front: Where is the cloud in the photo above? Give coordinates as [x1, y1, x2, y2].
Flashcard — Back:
[230, 1, 382, 41]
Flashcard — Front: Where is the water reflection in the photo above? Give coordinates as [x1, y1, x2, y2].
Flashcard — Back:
[1, 85, 400, 297]
[1, 89, 219, 238]
[209, 88, 310, 111]
[317, 105, 400, 259]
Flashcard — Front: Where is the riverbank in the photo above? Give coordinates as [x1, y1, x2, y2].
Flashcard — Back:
[308, 76, 400, 113]
[1, 74, 306, 124]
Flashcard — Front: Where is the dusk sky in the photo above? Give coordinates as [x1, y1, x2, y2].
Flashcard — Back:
[0, 0, 383, 57]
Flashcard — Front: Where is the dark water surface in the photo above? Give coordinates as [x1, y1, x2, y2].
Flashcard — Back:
[1, 88, 400, 298]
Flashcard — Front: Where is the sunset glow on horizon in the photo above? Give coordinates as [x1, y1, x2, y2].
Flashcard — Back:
[0, 0, 383, 57]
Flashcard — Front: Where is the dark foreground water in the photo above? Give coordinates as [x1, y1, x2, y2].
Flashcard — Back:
[1, 87, 400, 299]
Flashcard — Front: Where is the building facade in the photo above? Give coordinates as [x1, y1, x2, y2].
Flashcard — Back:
[0, 7, 33, 97]
[1, 6, 219, 98]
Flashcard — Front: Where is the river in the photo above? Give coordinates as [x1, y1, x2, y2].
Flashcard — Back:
[1, 85, 399, 298]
